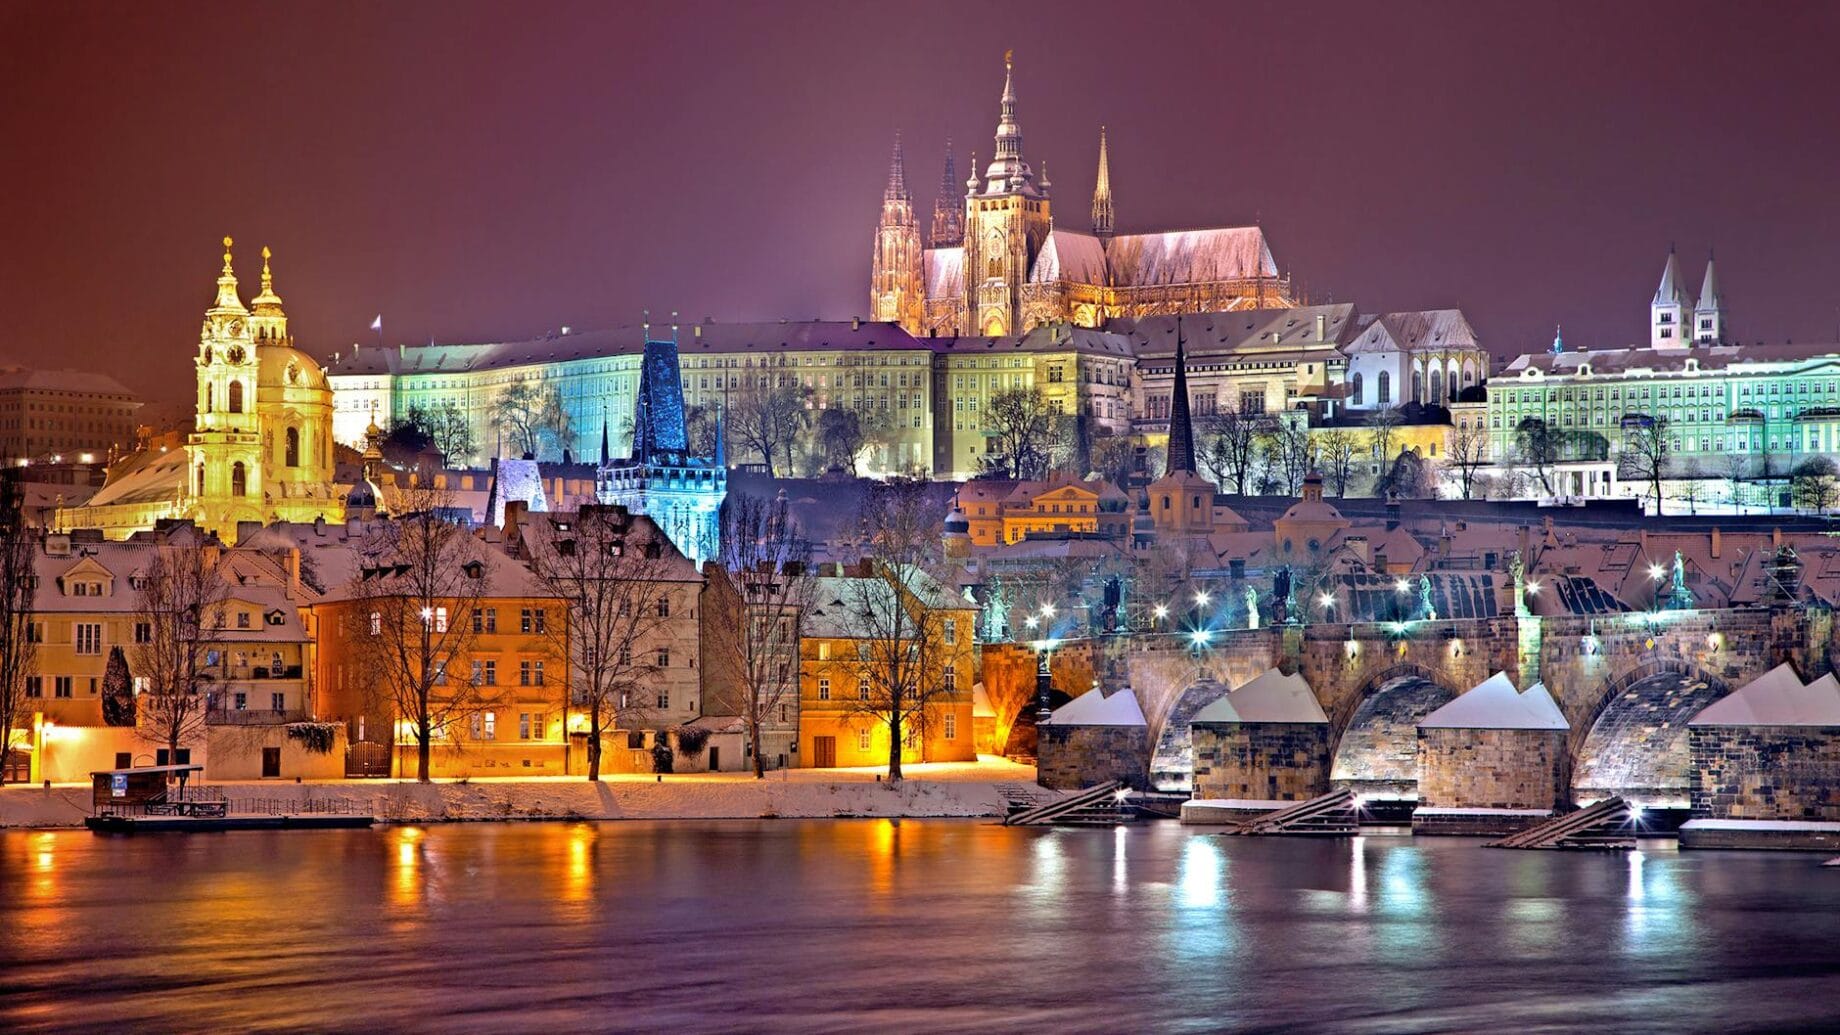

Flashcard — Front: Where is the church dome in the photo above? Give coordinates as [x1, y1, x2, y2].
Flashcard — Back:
[258, 343, 330, 394]
[944, 507, 970, 535]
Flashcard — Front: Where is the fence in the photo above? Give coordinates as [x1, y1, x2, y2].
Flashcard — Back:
[226, 797, 374, 817]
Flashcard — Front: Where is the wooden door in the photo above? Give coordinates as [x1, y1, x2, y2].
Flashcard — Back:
[261, 747, 282, 778]
[812, 736, 836, 768]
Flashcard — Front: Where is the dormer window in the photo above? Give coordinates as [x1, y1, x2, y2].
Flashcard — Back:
[462, 561, 485, 579]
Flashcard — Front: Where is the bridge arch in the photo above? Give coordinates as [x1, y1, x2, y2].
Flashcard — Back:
[1569, 659, 1730, 807]
[1328, 663, 1462, 799]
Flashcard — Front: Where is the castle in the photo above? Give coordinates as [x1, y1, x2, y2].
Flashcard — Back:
[57, 239, 343, 542]
[871, 52, 1296, 338]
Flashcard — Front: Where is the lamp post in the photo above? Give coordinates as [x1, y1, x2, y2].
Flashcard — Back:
[1033, 637, 1057, 723]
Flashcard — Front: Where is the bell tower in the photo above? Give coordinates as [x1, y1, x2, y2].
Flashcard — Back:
[962, 51, 1052, 337]
[869, 133, 924, 333]
[187, 237, 265, 538]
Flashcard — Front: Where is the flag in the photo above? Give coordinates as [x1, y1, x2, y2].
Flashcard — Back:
[370, 314, 383, 332]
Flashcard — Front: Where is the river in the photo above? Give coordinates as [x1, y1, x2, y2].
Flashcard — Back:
[4, 821, 1840, 1033]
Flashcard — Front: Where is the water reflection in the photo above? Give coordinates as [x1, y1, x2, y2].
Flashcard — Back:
[3, 823, 1839, 1033]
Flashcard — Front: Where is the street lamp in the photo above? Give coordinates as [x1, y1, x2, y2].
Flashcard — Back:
[1032, 637, 1058, 722]
[1194, 590, 1211, 607]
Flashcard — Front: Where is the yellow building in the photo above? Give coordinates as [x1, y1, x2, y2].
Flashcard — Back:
[56, 240, 343, 544]
[798, 564, 976, 768]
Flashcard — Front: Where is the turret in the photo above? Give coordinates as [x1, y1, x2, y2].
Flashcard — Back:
[1694, 253, 1724, 344]
[1651, 247, 1689, 349]
[869, 132, 924, 333]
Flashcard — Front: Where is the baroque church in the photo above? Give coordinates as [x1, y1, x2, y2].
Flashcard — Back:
[57, 239, 343, 543]
[872, 53, 1296, 338]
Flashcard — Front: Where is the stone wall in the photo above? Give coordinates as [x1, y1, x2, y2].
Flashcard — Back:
[1191, 722, 1329, 802]
[1417, 728, 1565, 810]
[1689, 726, 1840, 821]
[1329, 675, 1457, 797]
[1037, 725, 1150, 790]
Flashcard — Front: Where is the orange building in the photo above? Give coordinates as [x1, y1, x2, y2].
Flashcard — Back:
[797, 562, 976, 768]
[951, 477, 1129, 547]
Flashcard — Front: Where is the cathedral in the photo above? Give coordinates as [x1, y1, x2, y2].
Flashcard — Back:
[58, 239, 343, 543]
[871, 53, 1296, 338]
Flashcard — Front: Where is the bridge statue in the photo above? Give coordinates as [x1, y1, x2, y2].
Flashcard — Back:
[1272, 568, 1292, 626]
[1418, 574, 1437, 622]
[1244, 584, 1260, 630]
[1668, 549, 1695, 610]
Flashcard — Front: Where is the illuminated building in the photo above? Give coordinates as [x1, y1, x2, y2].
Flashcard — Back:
[0, 367, 140, 465]
[1488, 251, 1840, 500]
[55, 240, 343, 543]
[872, 53, 1295, 338]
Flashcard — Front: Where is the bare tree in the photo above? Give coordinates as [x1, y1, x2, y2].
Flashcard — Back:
[493, 379, 574, 460]
[1792, 456, 1840, 513]
[838, 482, 962, 780]
[525, 505, 682, 780]
[984, 387, 1075, 479]
[1514, 417, 1561, 496]
[1315, 427, 1359, 496]
[1446, 421, 1491, 500]
[1260, 421, 1314, 495]
[0, 475, 37, 784]
[413, 400, 477, 464]
[133, 535, 230, 765]
[729, 382, 810, 477]
[720, 494, 816, 778]
[1200, 409, 1263, 495]
[1618, 417, 1672, 516]
[348, 502, 495, 782]
[817, 407, 867, 475]
[1367, 406, 1404, 480]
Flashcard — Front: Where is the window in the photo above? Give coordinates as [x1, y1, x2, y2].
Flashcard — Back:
[818, 642, 831, 661]
[1378, 371, 1392, 404]
[858, 728, 872, 751]
[473, 660, 497, 686]
[520, 608, 533, 633]
[476, 712, 497, 740]
[656, 597, 670, 618]
[818, 677, 831, 701]
[943, 664, 957, 692]
[532, 661, 544, 686]
[618, 646, 632, 666]
[533, 608, 546, 633]
[473, 607, 496, 633]
[285, 426, 300, 467]
[74, 623, 102, 655]
[858, 678, 870, 701]
[944, 713, 957, 740]
[369, 612, 381, 636]
[433, 607, 448, 633]
[55, 676, 72, 698]
[236, 611, 251, 629]
[24, 676, 40, 698]
[943, 618, 957, 645]
[25, 622, 42, 644]
[657, 690, 670, 709]
[657, 648, 670, 668]
[520, 660, 533, 686]
[234, 692, 247, 711]
[231, 461, 248, 497]
[518, 713, 533, 740]
[228, 380, 245, 413]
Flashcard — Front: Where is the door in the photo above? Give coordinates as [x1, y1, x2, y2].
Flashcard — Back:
[812, 736, 836, 769]
[708, 746, 719, 772]
[261, 747, 281, 778]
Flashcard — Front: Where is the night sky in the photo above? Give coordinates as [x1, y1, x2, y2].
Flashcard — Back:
[6, 1, 1840, 407]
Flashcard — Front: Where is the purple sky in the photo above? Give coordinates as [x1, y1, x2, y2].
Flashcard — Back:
[5, 1, 1840, 406]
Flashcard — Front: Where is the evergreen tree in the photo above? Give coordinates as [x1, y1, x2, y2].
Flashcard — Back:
[101, 645, 135, 727]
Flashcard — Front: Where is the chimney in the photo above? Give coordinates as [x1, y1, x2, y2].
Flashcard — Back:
[852, 317, 861, 331]
[1710, 526, 1722, 559]
[285, 547, 302, 592]
[1315, 313, 1326, 340]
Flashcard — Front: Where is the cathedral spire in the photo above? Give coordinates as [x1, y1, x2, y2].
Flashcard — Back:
[884, 131, 910, 202]
[931, 138, 963, 246]
[599, 407, 610, 466]
[1167, 317, 1197, 475]
[983, 50, 1037, 194]
[1695, 251, 1724, 343]
[1091, 125, 1114, 240]
[1653, 245, 1686, 306]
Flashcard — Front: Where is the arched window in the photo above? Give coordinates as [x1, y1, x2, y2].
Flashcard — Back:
[1377, 371, 1391, 405]
[228, 381, 244, 414]
[1350, 372, 1364, 405]
[204, 384, 213, 414]
[1429, 369, 1443, 405]
[285, 427, 300, 467]
[196, 465, 206, 497]
[1411, 370, 1423, 403]
[231, 461, 248, 498]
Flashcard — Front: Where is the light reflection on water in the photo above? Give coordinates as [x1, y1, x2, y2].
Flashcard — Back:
[5, 821, 1840, 1033]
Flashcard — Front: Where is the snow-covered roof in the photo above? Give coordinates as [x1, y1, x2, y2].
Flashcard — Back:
[1419, 671, 1569, 730]
[1029, 230, 1108, 286]
[925, 247, 963, 299]
[1105, 227, 1278, 286]
[1042, 687, 1146, 726]
[1690, 663, 1840, 726]
[1191, 668, 1325, 724]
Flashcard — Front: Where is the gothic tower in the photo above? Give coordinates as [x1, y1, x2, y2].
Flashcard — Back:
[1091, 125, 1114, 242]
[870, 133, 924, 333]
[188, 237, 266, 537]
[930, 139, 963, 247]
[962, 51, 1053, 337]
[1650, 246, 1690, 349]
[1694, 253, 1724, 344]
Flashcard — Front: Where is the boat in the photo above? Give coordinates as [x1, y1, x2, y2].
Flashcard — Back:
[85, 764, 374, 833]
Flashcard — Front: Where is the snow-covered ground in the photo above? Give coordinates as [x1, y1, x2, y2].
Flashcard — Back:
[0, 757, 1044, 828]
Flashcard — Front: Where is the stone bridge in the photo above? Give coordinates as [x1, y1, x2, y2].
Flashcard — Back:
[1069, 602, 1830, 805]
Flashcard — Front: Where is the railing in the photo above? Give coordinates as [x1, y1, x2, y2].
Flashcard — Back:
[226, 797, 372, 817]
[206, 707, 311, 726]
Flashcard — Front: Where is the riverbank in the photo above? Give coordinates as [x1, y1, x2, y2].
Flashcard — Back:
[0, 758, 1044, 828]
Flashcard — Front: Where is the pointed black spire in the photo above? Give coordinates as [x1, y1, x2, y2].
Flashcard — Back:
[599, 407, 610, 466]
[1167, 316, 1196, 475]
